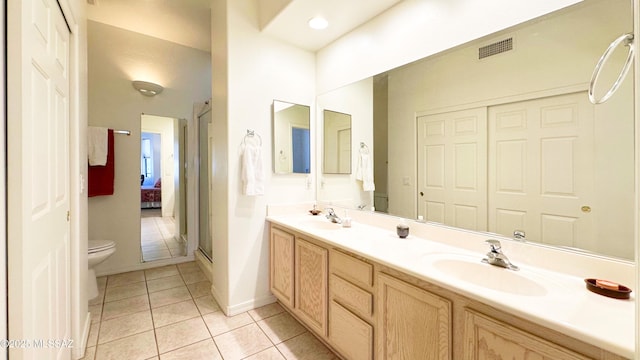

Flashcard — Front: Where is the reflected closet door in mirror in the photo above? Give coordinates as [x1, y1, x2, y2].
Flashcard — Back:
[323, 110, 352, 174]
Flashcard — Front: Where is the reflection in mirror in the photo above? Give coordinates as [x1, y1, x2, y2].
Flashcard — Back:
[323, 110, 352, 174]
[317, 0, 634, 260]
[140, 114, 187, 262]
[273, 100, 311, 174]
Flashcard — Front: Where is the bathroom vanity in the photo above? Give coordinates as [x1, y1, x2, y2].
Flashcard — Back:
[267, 206, 633, 360]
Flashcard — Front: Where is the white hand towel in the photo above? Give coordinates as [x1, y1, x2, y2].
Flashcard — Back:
[356, 151, 375, 192]
[242, 142, 265, 196]
[88, 126, 108, 166]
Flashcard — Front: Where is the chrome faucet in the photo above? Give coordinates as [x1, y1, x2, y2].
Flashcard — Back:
[325, 208, 342, 224]
[482, 239, 519, 271]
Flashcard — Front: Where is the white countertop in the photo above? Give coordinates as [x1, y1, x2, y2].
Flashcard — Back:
[266, 212, 635, 358]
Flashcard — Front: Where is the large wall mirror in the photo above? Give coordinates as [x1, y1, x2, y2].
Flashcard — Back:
[316, 0, 634, 260]
[323, 109, 352, 174]
[273, 100, 311, 174]
[140, 114, 188, 262]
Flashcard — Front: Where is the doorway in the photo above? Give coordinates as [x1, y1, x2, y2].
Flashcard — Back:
[140, 114, 187, 261]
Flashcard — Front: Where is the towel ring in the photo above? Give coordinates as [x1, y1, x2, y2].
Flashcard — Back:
[588, 33, 634, 105]
[243, 129, 262, 146]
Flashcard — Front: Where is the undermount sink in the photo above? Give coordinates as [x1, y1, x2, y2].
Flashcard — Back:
[424, 253, 548, 296]
[300, 218, 342, 230]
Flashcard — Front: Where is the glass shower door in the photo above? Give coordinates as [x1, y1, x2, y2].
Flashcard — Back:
[198, 106, 212, 260]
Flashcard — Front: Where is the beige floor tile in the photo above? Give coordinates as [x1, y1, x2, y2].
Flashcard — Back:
[181, 270, 207, 285]
[152, 299, 200, 328]
[104, 281, 148, 303]
[89, 287, 105, 306]
[102, 294, 150, 321]
[98, 310, 153, 344]
[244, 347, 287, 360]
[213, 323, 272, 360]
[87, 322, 100, 348]
[276, 333, 338, 360]
[257, 312, 306, 345]
[149, 286, 191, 308]
[203, 311, 254, 337]
[81, 346, 96, 360]
[107, 271, 145, 288]
[155, 317, 211, 354]
[89, 304, 102, 324]
[248, 302, 285, 322]
[144, 265, 179, 280]
[159, 339, 222, 360]
[177, 262, 200, 274]
[97, 276, 107, 290]
[194, 295, 220, 315]
[187, 281, 211, 298]
[147, 275, 185, 293]
[95, 330, 157, 360]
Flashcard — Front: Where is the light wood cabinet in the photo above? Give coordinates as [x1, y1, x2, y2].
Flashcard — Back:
[269, 226, 295, 308]
[377, 273, 452, 360]
[463, 309, 591, 360]
[268, 223, 628, 360]
[294, 238, 328, 336]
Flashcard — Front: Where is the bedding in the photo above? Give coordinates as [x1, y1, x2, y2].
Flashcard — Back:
[141, 178, 161, 208]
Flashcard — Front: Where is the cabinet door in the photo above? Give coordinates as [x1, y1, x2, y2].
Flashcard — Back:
[377, 273, 451, 360]
[295, 238, 328, 336]
[464, 309, 591, 360]
[329, 300, 373, 360]
[270, 227, 295, 308]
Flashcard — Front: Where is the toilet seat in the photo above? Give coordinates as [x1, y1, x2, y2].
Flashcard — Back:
[88, 240, 115, 254]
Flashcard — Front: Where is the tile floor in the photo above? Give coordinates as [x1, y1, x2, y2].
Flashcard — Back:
[141, 209, 186, 261]
[84, 262, 339, 360]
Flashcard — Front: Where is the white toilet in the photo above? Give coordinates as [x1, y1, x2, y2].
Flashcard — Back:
[88, 240, 116, 300]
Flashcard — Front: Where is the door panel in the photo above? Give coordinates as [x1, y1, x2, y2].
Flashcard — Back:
[417, 108, 488, 231]
[488, 92, 594, 248]
[9, 0, 71, 358]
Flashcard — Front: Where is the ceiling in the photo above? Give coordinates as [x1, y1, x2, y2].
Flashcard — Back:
[87, 0, 403, 53]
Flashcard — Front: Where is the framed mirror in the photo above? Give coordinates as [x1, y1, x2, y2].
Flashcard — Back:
[316, 0, 634, 260]
[272, 100, 311, 174]
[323, 109, 352, 174]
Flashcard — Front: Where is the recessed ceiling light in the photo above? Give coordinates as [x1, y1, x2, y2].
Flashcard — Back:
[308, 16, 328, 30]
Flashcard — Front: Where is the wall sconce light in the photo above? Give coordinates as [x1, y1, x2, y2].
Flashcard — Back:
[132, 80, 164, 96]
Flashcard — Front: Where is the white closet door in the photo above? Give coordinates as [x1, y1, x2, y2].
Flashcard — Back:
[417, 108, 488, 231]
[8, 0, 71, 359]
[488, 92, 594, 249]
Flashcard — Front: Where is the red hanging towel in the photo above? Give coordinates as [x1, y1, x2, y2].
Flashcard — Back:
[88, 129, 115, 197]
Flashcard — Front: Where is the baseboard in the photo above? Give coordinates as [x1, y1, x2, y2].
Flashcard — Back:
[73, 313, 91, 360]
[95, 254, 195, 277]
[194, 250, 213, 283]
[225, 293, 277, 317]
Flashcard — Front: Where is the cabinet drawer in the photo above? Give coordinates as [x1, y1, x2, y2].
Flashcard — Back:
[330, 274, 373, 319]
[329, 300, 373, 360]
[330, 250, 373, 288]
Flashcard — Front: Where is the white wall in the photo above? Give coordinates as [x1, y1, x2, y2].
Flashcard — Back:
[88, 21, 211, 275]
[316, 0, 582, 94]
[211, 0, 316, 314]
[316, 78, 374, 209]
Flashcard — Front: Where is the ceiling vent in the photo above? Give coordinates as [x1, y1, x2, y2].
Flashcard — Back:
[479, 38, 513, 59]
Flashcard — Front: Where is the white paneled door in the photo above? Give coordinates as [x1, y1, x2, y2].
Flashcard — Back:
[488, 92, 595, 249]
[417, 108, 488, 231]
[8, 0, 71, 359]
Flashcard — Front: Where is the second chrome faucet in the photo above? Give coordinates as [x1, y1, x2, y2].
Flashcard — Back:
[482, 239, 519, 271]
